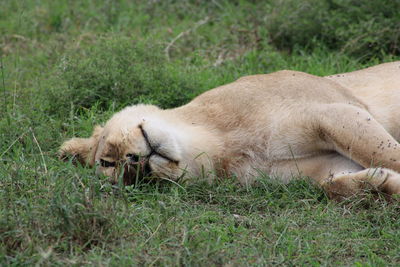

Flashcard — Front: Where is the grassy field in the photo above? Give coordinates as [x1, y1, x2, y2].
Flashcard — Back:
[1, 0, 400, 266]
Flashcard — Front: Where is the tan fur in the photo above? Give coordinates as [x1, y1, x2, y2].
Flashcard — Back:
[60, 125, 103, 166]
[59, 61, 400, 200]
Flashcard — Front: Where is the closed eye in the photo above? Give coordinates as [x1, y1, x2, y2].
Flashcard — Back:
[126, 153, 140, 162]
[100, 159, 116, 168]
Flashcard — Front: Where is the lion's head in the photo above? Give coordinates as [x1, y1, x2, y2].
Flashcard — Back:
[60, 105, 189, 184]
[60, 104, 218, 184]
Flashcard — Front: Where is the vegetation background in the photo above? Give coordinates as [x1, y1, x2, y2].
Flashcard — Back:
[1, 0, 400, 265]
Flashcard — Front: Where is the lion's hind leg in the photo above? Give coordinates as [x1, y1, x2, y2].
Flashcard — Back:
[320, 168, 400, 201]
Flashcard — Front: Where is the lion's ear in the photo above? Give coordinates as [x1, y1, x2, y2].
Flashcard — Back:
[59, 125, 104, 167]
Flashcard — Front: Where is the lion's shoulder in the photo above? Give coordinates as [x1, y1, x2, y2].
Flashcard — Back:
[235, 70, 310, 83]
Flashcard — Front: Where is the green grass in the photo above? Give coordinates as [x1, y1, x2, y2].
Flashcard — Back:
[1, 0, 400, 265]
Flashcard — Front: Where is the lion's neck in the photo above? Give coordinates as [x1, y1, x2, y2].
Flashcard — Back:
[165, 110, 225, 179]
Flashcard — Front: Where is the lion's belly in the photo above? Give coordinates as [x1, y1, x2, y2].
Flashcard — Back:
[224, 111, 333, 184]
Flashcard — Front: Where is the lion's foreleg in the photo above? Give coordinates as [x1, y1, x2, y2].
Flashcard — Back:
[320, 168, 400, 200]
[315, 103, 400, 173]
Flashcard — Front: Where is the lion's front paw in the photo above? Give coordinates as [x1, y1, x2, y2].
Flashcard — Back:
[377, 169, 400, 195]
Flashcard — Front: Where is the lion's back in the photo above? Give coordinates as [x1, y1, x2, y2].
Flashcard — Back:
[188, 70, 365, 117]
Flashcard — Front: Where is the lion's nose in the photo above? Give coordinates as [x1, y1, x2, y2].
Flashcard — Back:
[122, 160, 152, 185]
[121, 163, 140, 185]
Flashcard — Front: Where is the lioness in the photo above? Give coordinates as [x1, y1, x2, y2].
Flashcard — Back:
[60, 62, 400, 200]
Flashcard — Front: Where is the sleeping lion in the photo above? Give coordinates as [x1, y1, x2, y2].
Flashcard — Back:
[60, 61, 400, 200]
